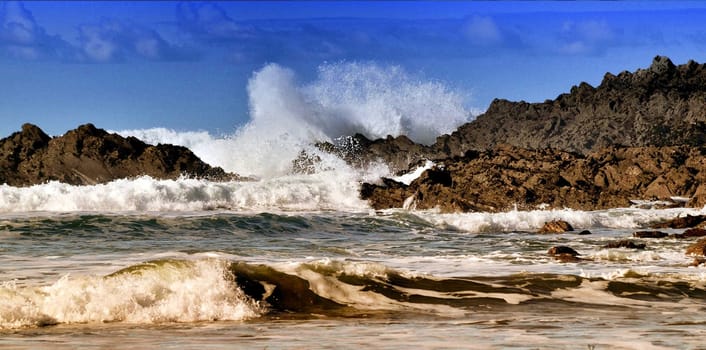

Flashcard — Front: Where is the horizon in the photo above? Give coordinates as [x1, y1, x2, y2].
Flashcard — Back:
[1, 1, 705, 137]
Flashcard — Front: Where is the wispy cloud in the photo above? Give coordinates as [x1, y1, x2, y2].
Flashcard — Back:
[176, 2, 251, 42]
[463, 16, 503, 46]
[77, 19, 197, 63]
[0, 1, 76, 60]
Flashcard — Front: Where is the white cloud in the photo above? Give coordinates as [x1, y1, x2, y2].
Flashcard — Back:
[463, 16, 502, 45]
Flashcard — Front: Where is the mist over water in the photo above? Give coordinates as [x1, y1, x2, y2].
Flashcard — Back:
[119, 62, 472, 178]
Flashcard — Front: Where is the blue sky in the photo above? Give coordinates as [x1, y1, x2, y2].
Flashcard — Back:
[1, 1, 706, 137]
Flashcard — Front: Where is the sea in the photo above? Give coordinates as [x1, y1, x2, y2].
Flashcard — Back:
[2, 63, 706, 349]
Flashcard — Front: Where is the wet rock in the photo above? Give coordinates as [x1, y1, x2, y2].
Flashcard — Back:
[685, 238, 706, 256]
[358, 57, 706, 212]
[651, 215, 706, 229]
[578, 230, 592, 235]
[633, 231, 668, 239]
[547, 246, 581, 262]
[671, 228, 706, 239]
[603, 240, 646, 250]
[0, 123, 241, 186]
[548, 246, 580, 256]
[538, 220, 574, 234]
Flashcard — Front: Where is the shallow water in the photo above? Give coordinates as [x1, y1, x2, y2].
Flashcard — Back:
[2, 208, 706, 349]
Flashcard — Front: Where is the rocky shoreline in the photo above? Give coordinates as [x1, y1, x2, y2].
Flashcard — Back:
[0, 123, 240, 186]
[357, 56, 706, 213]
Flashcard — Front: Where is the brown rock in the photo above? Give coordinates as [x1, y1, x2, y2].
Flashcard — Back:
[357, 57, 706, 213]
[0, 123, 241, 186]
[671, 228, 706, 239]
[538, 220, 574, 234]
[547, 246, 581, 262]
[685, 238, 706, 256]
[603, 240, 646, 250]
[633, 231, 668, 239]
[651, 215, 706, 229]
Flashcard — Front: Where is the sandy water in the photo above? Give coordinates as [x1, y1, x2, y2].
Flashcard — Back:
[1, 208, 706, 349]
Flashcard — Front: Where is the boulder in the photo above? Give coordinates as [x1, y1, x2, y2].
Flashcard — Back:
[547, 246, 581, 262]
[539, 220, 574, 234]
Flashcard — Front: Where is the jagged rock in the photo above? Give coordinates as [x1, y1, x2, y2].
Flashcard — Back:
[651, 215, 706, 229]
[354, 57, 706, 212]
[603, 240, 646, 250]
[685, 238, 706, 256]
[361, 144, 706, 212]
[538, 220, 574, 234]
[633, 231, 668, 239]
[0, 123, 241, 186]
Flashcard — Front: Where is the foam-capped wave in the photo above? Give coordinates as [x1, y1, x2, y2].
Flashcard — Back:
[0, 259, 260, 329]
[0, 173, 371, 213]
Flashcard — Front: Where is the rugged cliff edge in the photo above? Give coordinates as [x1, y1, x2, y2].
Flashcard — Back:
[358, 56, 706, 212]
[361, 145, 706, 212]
[0, 123, 238, 186]
[330, 56, 706, 173]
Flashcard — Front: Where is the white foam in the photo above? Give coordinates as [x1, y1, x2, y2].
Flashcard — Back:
[0, 173, 371, 213]
[392, 160, 434, 185]
[413, 207, 706, 233]
[0, 259, 260, 329]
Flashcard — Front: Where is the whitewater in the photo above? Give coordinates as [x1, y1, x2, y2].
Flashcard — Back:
[2, 62, 706, 349]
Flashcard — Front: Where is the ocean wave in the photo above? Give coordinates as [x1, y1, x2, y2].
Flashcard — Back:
[0, 173, 370, 213]
[0, 259, 260, 329]
[4, 257, 704, 329]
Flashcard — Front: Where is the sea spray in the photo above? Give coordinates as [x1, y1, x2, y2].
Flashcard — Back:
[117, 61, 472, 178]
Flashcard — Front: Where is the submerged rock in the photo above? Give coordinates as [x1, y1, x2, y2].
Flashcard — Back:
[651, 215, 706, 229]
[0, 123, 241, 186]
[603, 240, 646, 250]
[633, 231, 668, 239]
[547, 246, 581, 262]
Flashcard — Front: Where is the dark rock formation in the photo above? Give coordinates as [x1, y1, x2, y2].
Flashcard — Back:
[340, 57, 706, 173]
[633, 231, 668, 239]
[678, 228, 706, 239]
[651, 215, 706, 229]
[547, 246, 582, 262]
[603, 240, 646, 250]
[361, 144, 706, 212]
[0, 123, 239, 186]
[538, 220, 574, 234]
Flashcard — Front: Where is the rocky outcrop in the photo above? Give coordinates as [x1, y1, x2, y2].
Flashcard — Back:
[361, 144, 706, 212]
[339, 56, 706, 174]
[0, 123, 239, 186]
[538, 220, 574, 234]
